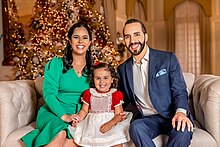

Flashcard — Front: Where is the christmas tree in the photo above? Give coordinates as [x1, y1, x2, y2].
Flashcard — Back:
[13, 0, 121, 80]
[4, 0, 26, 65]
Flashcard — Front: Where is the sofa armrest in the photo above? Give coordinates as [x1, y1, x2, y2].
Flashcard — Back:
[0, 80, 37, 146]
[192, 74, 220, 146]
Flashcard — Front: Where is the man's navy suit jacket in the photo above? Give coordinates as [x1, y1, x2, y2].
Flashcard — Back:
[118, 48, 189, 118]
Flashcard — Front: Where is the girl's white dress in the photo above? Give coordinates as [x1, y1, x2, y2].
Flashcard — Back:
[69, 88, 133, 147]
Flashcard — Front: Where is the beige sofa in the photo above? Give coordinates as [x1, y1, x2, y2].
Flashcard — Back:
[0, 73, 220, 147]
[0, 66, 16, 81]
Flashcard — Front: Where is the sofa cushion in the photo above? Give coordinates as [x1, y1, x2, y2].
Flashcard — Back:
[183, 73, 195, 95]
[35, 77, 43, 97]
[2, 122, 36, 147]
[124, 127, 218, 147]
[192, 74, 220, 146]
[0, 66, 16, 81]
[153, 127, 218, 147]
[0, 80, 37, 146]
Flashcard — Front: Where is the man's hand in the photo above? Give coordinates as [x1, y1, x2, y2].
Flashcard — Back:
[172, 112, 193, 132]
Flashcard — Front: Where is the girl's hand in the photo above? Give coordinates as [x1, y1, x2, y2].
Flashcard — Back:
[100, 122, 113, 133]
[119, 112, 126, 121]
[114, 112, 126, 122]
[71, 115, 80, 127]
[99, 112, 127, 133]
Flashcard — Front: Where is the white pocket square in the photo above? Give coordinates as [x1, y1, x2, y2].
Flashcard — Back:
[156, 69, 167, 77]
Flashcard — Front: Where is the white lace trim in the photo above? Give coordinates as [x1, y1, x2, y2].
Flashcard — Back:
[89, 88, 117, 98]
[114, 100, 124, 107]
[81, 98, 89, 105]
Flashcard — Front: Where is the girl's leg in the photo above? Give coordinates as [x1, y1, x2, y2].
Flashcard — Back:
[112, 144, 122, 147]
[44, 130, 66, 147]
[63, 138, 79, 147]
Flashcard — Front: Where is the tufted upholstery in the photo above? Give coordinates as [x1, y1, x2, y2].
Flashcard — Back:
[0, 74, 220, 147]
[192, 75, 220, 146]
[0, 80, 37, 146]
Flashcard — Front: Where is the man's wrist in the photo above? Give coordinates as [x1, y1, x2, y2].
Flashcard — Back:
[176, 108, 187, 115]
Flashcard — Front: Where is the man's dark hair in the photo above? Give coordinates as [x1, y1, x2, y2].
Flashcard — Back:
[123, 19, 147, 36]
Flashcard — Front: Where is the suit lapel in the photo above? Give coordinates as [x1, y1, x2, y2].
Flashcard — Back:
[149, 48, 158, 81]
[125, 57, 134, 93]
[125, 50, 158, 90]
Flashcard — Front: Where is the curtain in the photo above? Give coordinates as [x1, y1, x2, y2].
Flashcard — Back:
[168, 0, 211, 75]
[103, 0, 117, 47]
[131, 0, 146, 22]
[199, 8, 211, 74]
[168, 0, 206, 76]
[167, 12, 175, 52]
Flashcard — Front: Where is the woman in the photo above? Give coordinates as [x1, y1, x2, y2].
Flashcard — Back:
[21, 22, 93, 147]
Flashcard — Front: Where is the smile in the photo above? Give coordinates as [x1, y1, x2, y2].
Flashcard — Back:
[131, 44, 139, 49]
[76, 45, 85, 49]
[99, 85, 106, 88]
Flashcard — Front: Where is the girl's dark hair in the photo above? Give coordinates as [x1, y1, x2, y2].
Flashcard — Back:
[90, 62, 118, 88]
[62, 22, 93, 75]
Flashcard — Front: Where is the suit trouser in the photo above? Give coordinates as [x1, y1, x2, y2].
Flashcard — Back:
[129, 114, 193, 147]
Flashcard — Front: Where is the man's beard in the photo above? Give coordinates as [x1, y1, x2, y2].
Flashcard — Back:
[126, 38, 146, 56]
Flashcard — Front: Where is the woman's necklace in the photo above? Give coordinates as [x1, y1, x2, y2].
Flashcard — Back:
[72, 62, 86, 76]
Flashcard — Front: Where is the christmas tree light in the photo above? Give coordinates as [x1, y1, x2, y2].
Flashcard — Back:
[12, 0, 121, 80]
[4, 0, 26, 65]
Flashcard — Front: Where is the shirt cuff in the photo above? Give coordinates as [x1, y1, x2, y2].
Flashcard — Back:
[176, 108, 187, 115]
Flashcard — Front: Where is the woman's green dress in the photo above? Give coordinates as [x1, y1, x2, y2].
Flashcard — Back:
[21, 57, 90, 147]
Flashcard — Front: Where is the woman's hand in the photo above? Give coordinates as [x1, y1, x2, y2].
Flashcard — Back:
[61, 114, 80, 124]
[61, 114, 73, 122]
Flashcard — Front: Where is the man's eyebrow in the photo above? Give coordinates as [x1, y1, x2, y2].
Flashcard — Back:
[124, 31, 141, 36]
[134, 32, 141, 34]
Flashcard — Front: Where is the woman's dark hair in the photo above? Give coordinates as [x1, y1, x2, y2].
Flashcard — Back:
[62, 22, 93, 75]
[122, 18, 147, 36]
[90, 62, 118, 88]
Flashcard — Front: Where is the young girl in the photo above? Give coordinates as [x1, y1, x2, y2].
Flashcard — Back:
[69, 62, 132, 147]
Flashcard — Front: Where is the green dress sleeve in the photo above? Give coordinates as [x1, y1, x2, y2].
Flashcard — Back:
[42, 57, 66, 117]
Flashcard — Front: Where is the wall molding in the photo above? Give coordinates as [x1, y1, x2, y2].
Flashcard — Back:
[164, 0, 212, 20]
[126, 0, 147, 20]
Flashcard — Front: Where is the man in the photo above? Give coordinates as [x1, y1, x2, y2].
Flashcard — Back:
[118, 19, 193, 147]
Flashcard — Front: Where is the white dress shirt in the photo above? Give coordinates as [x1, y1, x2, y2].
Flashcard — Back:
[133, 47, 157, 115]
